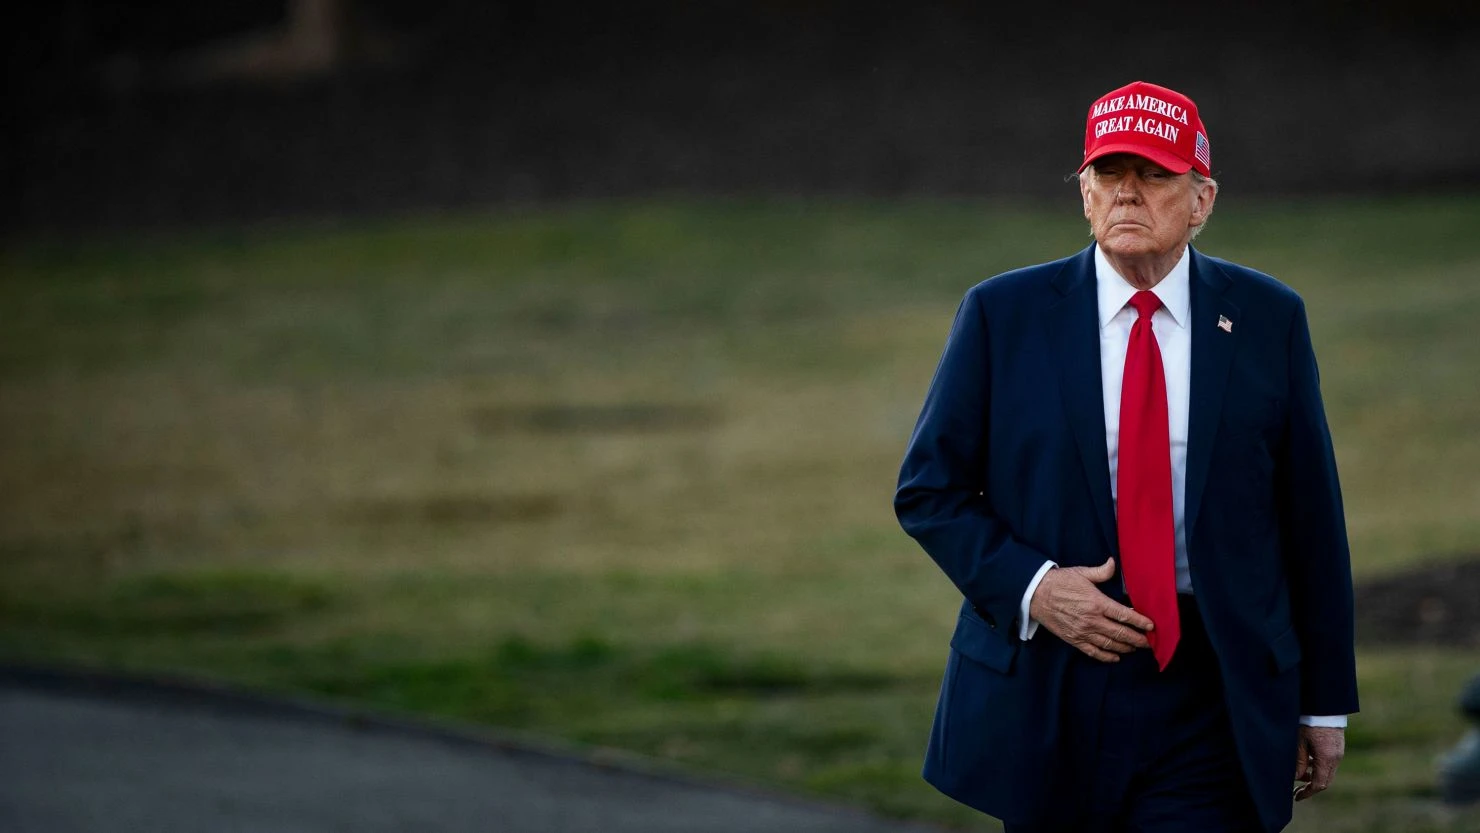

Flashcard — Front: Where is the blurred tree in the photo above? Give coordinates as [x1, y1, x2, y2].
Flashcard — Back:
[173, 0, 402, 82]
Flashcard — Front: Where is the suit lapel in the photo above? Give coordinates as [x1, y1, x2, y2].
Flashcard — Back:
[1046, 246, 1118, 557]
[1183, 248, 1240, 544]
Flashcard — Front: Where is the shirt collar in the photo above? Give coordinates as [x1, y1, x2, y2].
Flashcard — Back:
[1094, 243, 1191, 330]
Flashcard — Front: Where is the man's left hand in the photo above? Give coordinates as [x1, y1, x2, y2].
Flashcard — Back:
[1293, 726, 1345, 801]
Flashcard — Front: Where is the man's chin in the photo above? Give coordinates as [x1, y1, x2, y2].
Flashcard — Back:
[1097, 236, 1157, 258]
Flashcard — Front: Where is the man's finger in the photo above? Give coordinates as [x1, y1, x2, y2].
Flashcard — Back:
[1312, 753, 1339, 793]
[1089, 633, 1138, 655]
[1074, 638, 1121, 663]
[1107, 603, 1155, 633]
[1088, 629, 1145, 654]
[1295, 752, 1338, 801]
[1078, 557, 1116, 584]
[1097, 622, 1150, 650]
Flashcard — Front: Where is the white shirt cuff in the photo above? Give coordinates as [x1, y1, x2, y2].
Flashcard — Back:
[1299, 715, 1348, 729]
[1017, 561, 1057, 641]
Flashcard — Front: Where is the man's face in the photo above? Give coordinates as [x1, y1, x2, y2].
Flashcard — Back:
[1080, 154, 1216, 259]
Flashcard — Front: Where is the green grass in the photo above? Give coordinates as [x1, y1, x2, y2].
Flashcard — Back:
[2, 197, 1479, 830]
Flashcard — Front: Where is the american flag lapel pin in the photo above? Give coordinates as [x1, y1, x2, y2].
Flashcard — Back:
[1217, 315, 1233, 333]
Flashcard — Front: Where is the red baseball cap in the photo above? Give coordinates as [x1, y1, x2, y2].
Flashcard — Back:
[1079, 81, 1212, 177]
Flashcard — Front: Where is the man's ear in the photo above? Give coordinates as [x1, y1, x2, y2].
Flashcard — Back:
[1189, 180, 1217, 227]
[1080, 175, 1093, 220]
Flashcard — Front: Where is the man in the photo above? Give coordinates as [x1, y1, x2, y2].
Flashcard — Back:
[894, 81, 1358, 832]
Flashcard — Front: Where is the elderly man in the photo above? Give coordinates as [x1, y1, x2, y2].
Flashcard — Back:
[894, 81, 1358, 832]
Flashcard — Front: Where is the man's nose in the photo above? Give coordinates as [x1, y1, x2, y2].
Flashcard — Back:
[1115, 177, 1142, 203]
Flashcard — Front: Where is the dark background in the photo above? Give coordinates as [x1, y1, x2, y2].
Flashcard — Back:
[8, 0, 1480, 231]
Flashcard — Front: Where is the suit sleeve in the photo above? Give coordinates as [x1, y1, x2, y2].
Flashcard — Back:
[1279, 299, 1360, 716]
[895, 288, 1051, 636]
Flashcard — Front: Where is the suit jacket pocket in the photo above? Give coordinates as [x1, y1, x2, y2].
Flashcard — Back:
[1268, 625, 1302, 675]
[951, 609, 1019, 674]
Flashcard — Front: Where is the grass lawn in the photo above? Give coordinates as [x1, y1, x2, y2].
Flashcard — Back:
[2, 197, 1478, 830]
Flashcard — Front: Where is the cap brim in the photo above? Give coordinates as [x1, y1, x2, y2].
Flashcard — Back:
[1078, 143, 1193, 175]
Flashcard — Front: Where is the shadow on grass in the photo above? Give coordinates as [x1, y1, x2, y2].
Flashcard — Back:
[0, 571, 334, 636]
[341, 493, 564, 525]
[283, 634, 906, 725]
[1354, 555, 1480, 648]
[470, 403, 722, 435]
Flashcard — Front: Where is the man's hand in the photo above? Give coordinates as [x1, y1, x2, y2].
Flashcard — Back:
[1027, 559, 1154, 662]
[1294, 726, 1345, 801]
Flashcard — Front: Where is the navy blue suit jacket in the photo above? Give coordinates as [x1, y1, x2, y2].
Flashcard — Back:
[895, 244, 1359, 832]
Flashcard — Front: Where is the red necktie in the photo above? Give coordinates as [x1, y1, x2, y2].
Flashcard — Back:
[1117, 290, 1180, 670]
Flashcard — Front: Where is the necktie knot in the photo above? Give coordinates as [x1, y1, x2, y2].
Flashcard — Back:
[1130, 290, 1162, 321]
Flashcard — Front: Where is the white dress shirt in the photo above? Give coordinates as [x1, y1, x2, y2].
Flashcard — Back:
[1014, 244, 1345, 728]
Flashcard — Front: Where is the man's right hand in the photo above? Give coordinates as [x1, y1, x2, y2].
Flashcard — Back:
[1028, 558, 1154, 662]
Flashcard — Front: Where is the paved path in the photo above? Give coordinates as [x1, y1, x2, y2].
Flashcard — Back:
[0, 668, 945, 833]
